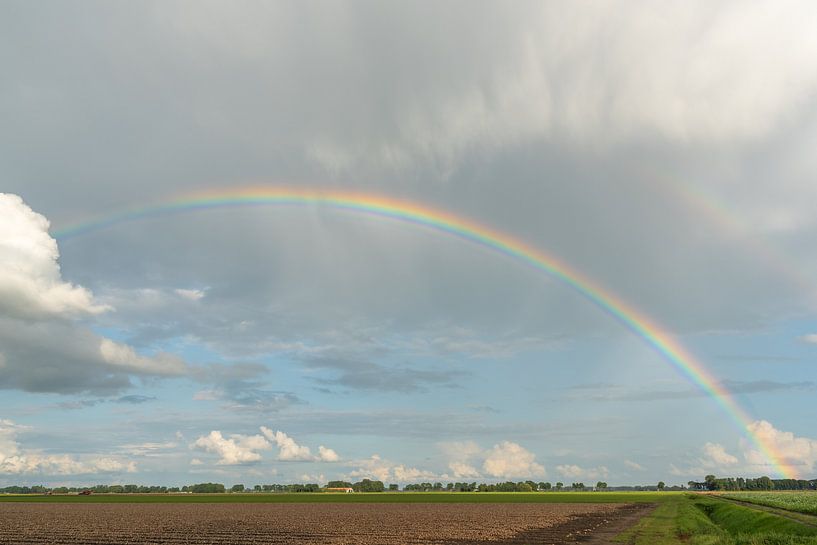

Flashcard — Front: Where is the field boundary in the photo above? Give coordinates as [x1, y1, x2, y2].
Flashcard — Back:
[715, 495, 817, 528]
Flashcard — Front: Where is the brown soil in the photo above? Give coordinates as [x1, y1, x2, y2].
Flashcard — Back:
[0, 502, 652, 544]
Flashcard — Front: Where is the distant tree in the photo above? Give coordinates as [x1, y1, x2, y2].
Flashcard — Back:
[352, 479, 385, 492]
[189, 482, 226, 493]
[327, 481, 353, 489]
[389, 484, 399, 491]
[540, 482, 551, 491]
[231, 484, 245, 493]
[555, 482, 564, 490]
[596, 482, 607, 490]
[571, 482, 585, 490]
[657, 481, 665, 491]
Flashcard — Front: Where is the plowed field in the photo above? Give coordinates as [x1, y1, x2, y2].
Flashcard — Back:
[0, 502, 649, 544]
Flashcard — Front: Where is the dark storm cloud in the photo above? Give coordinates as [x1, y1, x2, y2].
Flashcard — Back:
[0, 317, 133, 395]
[3, 0, 817, 398]
[1, 0, 815, 345]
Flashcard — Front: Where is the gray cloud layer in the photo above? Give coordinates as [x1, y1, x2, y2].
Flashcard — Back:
[3, 2, 817, 463]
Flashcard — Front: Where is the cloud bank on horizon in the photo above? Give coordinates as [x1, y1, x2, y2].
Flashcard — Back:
[2, 0, 817, 486]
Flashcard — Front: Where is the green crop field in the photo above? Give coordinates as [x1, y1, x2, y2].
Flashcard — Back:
[0, 491, 674, 503]
[722, 491, 817, 516]
[617, 494, 817, 545]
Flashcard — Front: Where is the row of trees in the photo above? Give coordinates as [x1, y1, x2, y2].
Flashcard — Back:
[688, 475, 817, 491]
[0, 485, 188, 494]
[0, 480, 690, 495]
[0, 481, 642, 495]
[326, 479, 386, 492]
[237, 484, 322, 493]
[400, 481, 611, 492]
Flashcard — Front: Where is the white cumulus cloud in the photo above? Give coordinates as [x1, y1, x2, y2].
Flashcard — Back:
[0, 194, 189, 394]
[347, 454, 438, 483]
[743, 420, 817, 475]
[440, 439, 545, 479]
[191, 430, 270, 465]
[448, 461, 481, 479]
[670, 421, 817, 478]
[624, 460, 646, 472]
[440, 440, 484, 479]
[318, 445, 340, 462]
[0, 193, 108, 318]
[0, 419, 136, 475]
[260, 427, 340, 462]
[348, 454, 392, 482]
[703, 442, 740, 466]
[670, 442, 740, 477]
[260, 428, 313, 461]
[482, 441, 545, 479]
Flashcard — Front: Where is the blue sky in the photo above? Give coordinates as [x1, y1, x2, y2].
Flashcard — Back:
[2, 0, 817, 488]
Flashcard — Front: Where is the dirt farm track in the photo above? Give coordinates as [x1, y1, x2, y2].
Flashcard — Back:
[0, 502, 650, 544]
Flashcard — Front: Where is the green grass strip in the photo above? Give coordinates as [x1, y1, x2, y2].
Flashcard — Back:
[616, 495, 722, 545]
[699, 497, 817, 537]
[617, 495, 817, 545]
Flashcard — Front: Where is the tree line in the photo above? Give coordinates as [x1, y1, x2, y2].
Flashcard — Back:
[0, 478, 695, 495]
[0, 481, 590, 494]
[688, 475, 817, 491]
[402, 481, 602, 492]
[0, 480, 625, 494]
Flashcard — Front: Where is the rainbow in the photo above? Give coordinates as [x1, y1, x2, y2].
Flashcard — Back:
[52, 186, 797, 478]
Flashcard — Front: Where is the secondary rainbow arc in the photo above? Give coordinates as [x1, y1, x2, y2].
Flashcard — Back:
[52, 186, 797, 478]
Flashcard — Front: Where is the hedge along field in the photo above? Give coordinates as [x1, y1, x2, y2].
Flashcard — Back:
[0, 491, 676, 504]
[722, 492, 817, 516]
